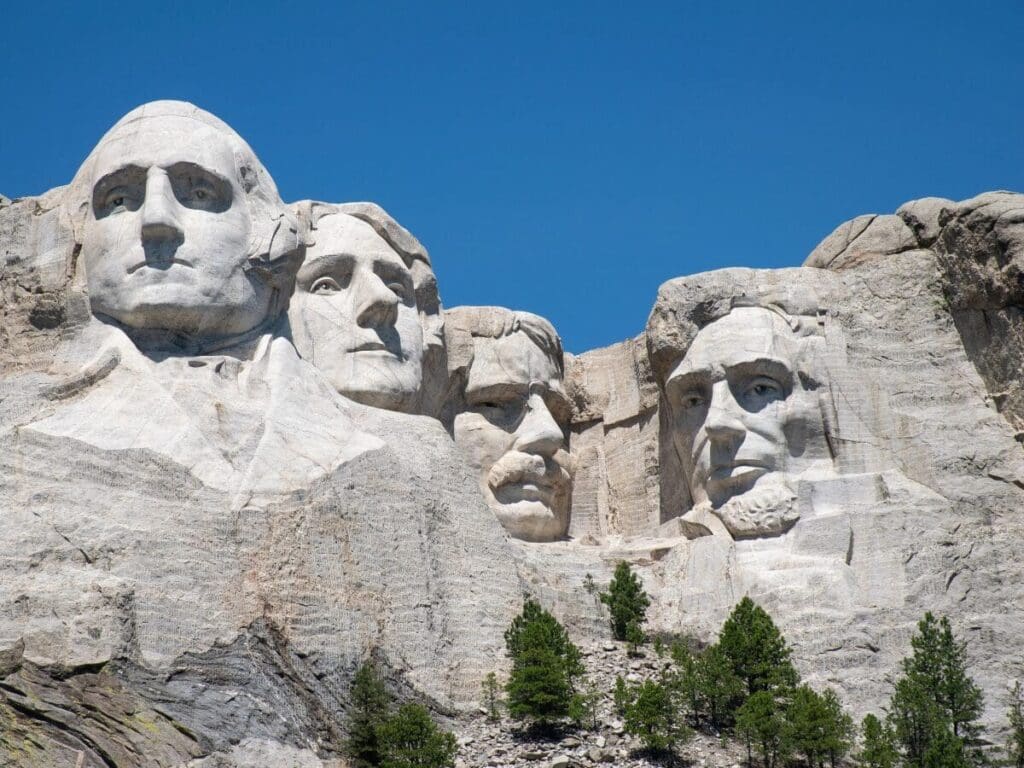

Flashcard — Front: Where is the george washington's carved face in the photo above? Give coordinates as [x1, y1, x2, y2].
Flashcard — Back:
[666, 307, 829, 537]
[81, 115, 273, 339]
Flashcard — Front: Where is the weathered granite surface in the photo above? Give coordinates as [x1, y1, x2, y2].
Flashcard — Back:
[2, 102, 1023, 766]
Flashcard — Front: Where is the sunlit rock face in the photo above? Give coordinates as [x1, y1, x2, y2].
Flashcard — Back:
[3, 101, 1024, 765]
[288, 201, 446, 416]
[443, 306, 574, 541]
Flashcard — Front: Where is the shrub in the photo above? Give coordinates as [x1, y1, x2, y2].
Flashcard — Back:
[1008, 681, 1024, 768]
[481, 672, 501, 721]
[673, 641, 746, 729]
[600, 561, 651, 642]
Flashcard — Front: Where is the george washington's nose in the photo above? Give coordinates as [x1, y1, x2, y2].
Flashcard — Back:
[140, 169, 184, 243]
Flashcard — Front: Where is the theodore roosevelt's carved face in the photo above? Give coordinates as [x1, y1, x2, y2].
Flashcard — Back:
[289, 214, 425, 412]
[81, 115, 271, 339]
[666, 307, 829, 536]
[453, 329, 573, 542]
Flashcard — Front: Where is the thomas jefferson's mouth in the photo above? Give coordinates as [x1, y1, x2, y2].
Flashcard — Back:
[709, 460, 771, 481]
[128, 258, 194, 274]
[348, 341, 402, 356]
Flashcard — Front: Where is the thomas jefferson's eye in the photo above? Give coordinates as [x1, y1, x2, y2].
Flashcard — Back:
[310, 277, 342, 294]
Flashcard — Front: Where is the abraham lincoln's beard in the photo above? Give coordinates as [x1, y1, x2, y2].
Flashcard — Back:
[703, 474, 799, 539]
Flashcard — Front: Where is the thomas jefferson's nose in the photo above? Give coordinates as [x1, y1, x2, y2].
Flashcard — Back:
[514, 393, 564, 458]
[704, 382, 746, 443]
[140, 169, 183, 243]
[354, 270, 399, 328]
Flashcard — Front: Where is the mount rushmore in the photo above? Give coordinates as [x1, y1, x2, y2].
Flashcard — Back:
[2, 100, 1024, 766]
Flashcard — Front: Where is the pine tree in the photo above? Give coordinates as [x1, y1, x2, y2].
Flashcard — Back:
[377, 703, 457, 768]
[858, 713, 899, 768]
[736, 689, 790, 768]
[504, 599, 585, 729]
[887, 613, 984, 768]
[346, 661, 392, 768]
[784, 685, 853, 768]
[619, 678, 691, 754]
[673, 641, 745, 728]
[718, 597, 799, 698]
[1008, 681, 1024, 768]
[481, 672, 501, 721]
[599, 561, 651, 642]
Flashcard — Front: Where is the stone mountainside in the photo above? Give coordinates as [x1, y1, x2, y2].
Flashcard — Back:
[2, 104, 1024, 767]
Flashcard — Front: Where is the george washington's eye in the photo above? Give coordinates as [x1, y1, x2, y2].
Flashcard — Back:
[310, 276, 342, 294]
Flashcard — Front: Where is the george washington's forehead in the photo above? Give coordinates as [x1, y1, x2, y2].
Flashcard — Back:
[90, 116, 240, 186]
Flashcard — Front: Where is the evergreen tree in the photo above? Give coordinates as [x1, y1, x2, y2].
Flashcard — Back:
[673, 641, 745, 728]
[619, 678, 691, 754]
[1008, 681, 1024, 768]
[784, 685, 853, 768]
[481, 672, 501, 721]
[887, 613, 984, 768]
[377, 703, 457, 768]
[600, 561, 651, 642]
[719, 597, 799, 697]
[736, 690, 790, 768]
[504, 599, 585, 728]
[858, 714, 899, 768]
[345, 661, 392, 768]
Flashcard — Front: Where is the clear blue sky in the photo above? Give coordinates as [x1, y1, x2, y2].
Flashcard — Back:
[3, 2, 1022, 352]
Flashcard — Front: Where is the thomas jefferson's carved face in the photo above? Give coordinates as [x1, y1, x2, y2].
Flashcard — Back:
[453, 331, 572, 542]
[289, 214, 424, 412]
[81, 115, 271, 338]
[666, 307, 827, 534]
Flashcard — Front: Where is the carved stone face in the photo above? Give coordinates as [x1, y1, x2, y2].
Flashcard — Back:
[453, 331, 572, 542]
[666, 307, 826, 533]
[81, 115, 270, 339]
[289, 214, 424, 412]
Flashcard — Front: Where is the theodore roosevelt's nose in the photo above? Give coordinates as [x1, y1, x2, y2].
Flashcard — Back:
[513, 392, 564, 457]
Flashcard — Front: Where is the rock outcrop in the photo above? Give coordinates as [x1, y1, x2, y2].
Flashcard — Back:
[2, 101, 1023, 766]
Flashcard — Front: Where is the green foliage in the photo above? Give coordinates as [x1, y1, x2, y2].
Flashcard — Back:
[626, 620, 646, 657]
[346, 661, 392, 768]
[569, 681, 601, 730]
[504, 599, 585, 727]
[736, 690, 790, 768]
[582, 573, 598, 596]
[858, 714, 899, 768]
[1008, 681, 1024, 768]
[672, 641, 745, 729]
[599, 561, 651, 642]
[481, 672, 501, 721]
[887, 613, 984, 768]
[718, 597, 799, 698]
[614, 675, 630, 717]
[377, 703, 457, 768]
[783, 685, 853, 768]
[619, 678, 692, 753]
